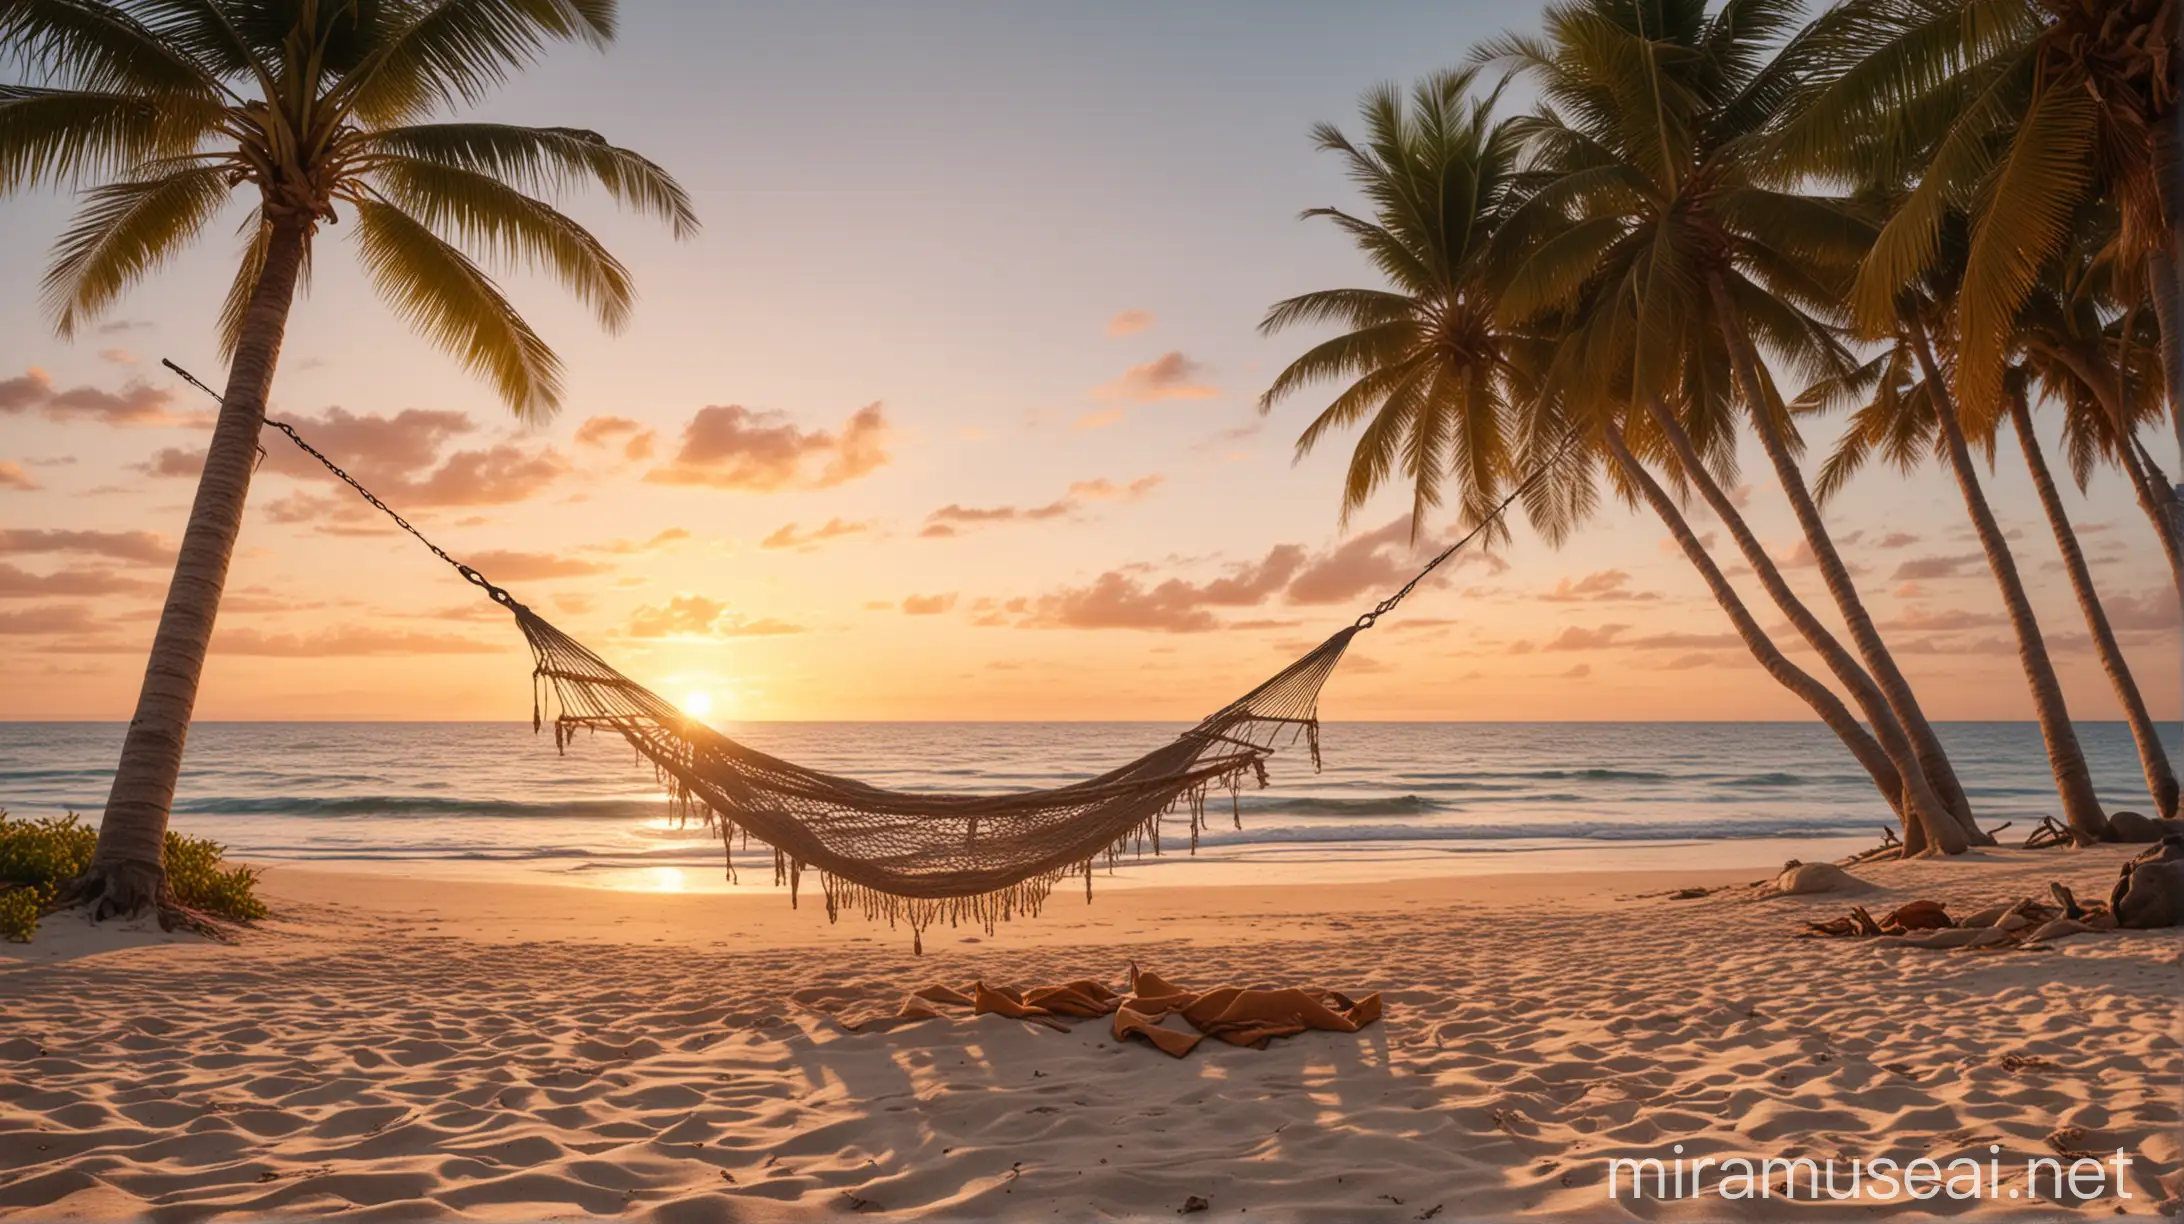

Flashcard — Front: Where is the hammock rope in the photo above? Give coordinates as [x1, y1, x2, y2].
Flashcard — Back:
[164, 359, 1562, 948]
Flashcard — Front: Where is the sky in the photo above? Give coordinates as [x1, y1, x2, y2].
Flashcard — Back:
[0, 1, 2176, 724]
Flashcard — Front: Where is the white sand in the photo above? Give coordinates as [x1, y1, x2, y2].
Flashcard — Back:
[2, 847, 2178, 1220]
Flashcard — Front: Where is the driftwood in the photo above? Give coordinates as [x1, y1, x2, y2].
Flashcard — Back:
[1838, 828, 1903, 867]
[2023, 816, 2076, 850]
[1802, 886, 2128, 950]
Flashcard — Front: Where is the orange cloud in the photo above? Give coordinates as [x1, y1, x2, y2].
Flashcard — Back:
[583, 529, 691, 557]
[240, 407, 573, 527]
[996, 517, 1497, 632]
[645, 402, 889, 492]
[0, 461, 38, 491]
[574, 415, 657, 461]
[627, 594, 804, 639]
[212, 625, 508, 656]
[762, 518, 871, 550]
[0, 368, 205, 427]
[1543, 624, 1627, 651]
[1106, 309, 1155, 337]
[0, 529, 172, 564]
[919, 475, 1162, 537]
[0, 605, 103, 635]
[1067, 475, 1164, 501]
[901, 593, 958, 615]
[1092, 352, 1217, 403]
[456, 550, 613, 582]
[1890, 553, 1983, 581]
[1540, 570, 1659, 603]
[0, 564, 158, 598]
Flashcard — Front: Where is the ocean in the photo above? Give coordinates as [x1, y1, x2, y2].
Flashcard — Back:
[0, 721, 2171, 890]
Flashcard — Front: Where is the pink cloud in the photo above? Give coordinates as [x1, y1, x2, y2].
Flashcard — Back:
[646, 402, 889, 492]
[1093, 352, 1217, 403]
[1106, 309, 1155, 337]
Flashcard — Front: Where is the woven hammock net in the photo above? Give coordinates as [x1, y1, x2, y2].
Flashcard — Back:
[511, 594, 1357, 949]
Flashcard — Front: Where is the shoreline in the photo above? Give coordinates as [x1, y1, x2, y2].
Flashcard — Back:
[206, 831, 1884, 896]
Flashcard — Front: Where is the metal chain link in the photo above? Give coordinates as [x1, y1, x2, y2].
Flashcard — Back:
[161, 358, 517, 608]
[1353, 430, 1583, 629]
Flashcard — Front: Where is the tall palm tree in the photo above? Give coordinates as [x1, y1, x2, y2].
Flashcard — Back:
[1815, 316, 2167, 831]
[1, 0, 697, 921]
[1258, 68, 1949, 851]
[1479, 0, 1984, 847]
[1257, 69, 1551, 537]
[1778, 0, 2180, 789]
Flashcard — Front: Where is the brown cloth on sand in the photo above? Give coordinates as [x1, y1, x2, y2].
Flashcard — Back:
[828, 965, 1381, 1058]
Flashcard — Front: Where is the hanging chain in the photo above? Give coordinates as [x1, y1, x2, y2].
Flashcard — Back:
[1352, 430, 1583, 630]
[161, 358, 519, 608]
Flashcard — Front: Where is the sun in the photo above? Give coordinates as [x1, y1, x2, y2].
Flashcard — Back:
[681, 690, 713, 718]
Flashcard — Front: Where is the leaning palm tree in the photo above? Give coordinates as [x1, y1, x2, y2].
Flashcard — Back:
[1258, 68, 1949, 851]
[1815, 295, 2169, 830]
[1778, 0, 2181, 778]
[1479, 0, 1984, 847]
[1, 0, 697, 922]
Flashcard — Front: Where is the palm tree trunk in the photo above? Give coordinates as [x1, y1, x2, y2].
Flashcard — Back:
[1703, 275, 1978, 840]
[1639, 396, 1978, 843]
[1603, 421, 1951, 853]
[70, 214, 311, 920]
[1905, 321, 2111, 845]
[2150, 116, 2184, 792]
[2009, 393, 2178, 818]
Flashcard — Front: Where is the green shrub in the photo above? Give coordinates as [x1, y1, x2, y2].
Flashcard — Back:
[0, 810, 266, 941]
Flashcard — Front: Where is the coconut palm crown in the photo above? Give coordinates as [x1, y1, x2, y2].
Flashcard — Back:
[1, 0, 697, 415]
[1, 0, 695, 921]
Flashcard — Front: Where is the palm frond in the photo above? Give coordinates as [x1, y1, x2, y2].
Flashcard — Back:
[365, 121, 696, 237]
[1848, 50, 2030, 331]
[0, 0, 222, 95]
[0, 84, 220, 194]
[41, 159, 230, 335]
[1260, 321, 1419, 412]
[369, 153, 634, 331]
[339, 0, 616, 126]
[350, 194, 563, 418]
[1258, 287, 1417, 334]
[1954, 77, 2098, 415]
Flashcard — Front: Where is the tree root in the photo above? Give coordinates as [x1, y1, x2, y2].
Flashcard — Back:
[45, 864, 234, 941]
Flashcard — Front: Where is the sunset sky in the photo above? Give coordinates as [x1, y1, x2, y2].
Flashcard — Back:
[0, 1, 2175, 724]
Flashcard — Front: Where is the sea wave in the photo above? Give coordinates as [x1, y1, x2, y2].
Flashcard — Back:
[169, 795, 669, 820]
[204, 814, 1879, 865]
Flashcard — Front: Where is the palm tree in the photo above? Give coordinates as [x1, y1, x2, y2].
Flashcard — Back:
[1256, 69, 1548, 536]
[1258, 68, 1949, 851]
[1, 0, 697, 922]
[1778, 0, 2180, 791]
[1815, 305, 2166, 833]
[1478, 0, 1984, 848]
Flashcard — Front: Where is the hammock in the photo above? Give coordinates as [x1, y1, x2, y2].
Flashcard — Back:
[168, 360, 1551, 949]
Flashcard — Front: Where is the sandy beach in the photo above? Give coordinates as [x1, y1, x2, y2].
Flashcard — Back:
[3, 846, 2177, 1221]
